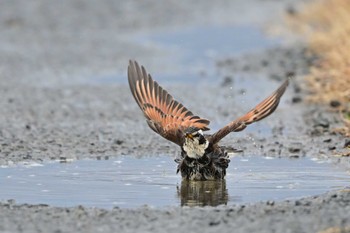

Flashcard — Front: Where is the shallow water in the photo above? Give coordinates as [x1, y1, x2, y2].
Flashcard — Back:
[0, 156, 348, 209]
[87, 25, 279, 85]
[139, 25, 279, 82]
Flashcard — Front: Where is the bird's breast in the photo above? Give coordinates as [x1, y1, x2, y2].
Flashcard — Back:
[183, 138, 208, 159]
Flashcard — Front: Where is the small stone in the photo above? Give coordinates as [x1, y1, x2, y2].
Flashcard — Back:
[115, 140, 124, 145]
[330, 100, 341, 108]
[288, 147, 301, 153]
[292, 96, 302, 104]
[209, 221, 220, 226]
[23, 154, 32, 160]
[295, 200, 302, 206]
[314, 119, 329, 129]
[266, 200, 275, 206]
[323, 138, 332, 143]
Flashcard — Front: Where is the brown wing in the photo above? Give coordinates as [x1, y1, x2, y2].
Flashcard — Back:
[128, 60, 210, 146]
[209, 79, 289, 144]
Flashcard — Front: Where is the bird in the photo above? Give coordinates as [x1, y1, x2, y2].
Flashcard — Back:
[127, 60, 289, 181]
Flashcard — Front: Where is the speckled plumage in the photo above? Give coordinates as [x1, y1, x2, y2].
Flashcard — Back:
[176, 142, 229, 180]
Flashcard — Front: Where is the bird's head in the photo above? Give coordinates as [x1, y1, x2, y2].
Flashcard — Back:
[184, 127, 204, 141]
[183, 127, 209, 159]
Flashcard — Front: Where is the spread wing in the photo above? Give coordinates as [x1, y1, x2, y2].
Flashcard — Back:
[128, 60, 210, 146]
[209, 79, 289, 144]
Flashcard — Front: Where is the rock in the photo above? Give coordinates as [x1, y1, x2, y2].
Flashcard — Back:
[292, 96, 302, 104]
[314, 119, 330, 129]
[329, 100, 341, 108]
[115, 140, 124, 145]
[288, 147, 301, 153]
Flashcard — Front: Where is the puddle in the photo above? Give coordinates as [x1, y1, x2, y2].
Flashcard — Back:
[0, 156, 348, 209]
[86, 25, 279, 85]
[138, 25, 279, 82]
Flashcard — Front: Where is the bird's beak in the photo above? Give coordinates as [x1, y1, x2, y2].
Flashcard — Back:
[185, 133, 194, 140]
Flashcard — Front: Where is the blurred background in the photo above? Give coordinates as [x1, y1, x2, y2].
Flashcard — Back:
[0, 0, 303, 86]
[3, 0, 348, 163]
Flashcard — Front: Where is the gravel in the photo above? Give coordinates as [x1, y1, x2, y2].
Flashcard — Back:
[0, 0, 349, 232]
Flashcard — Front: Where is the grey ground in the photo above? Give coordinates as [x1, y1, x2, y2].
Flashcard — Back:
[0, 0, 349, 233]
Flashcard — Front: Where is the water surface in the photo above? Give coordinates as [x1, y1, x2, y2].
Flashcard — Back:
[0, 156, 348, 208]
[87, 25, 279, 85]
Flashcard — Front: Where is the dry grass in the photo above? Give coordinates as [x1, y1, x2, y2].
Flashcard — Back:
[287, 0, 350, 136]
[318, 226, 350, 233]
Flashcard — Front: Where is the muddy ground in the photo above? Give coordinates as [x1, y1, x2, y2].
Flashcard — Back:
[0, 0, 349, 233]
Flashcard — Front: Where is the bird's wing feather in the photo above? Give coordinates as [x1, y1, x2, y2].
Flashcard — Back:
[128, 60, 210, 145]
[209, 79, 289, 144]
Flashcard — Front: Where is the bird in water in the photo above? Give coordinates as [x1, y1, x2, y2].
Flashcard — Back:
[127, 60, 289, 180]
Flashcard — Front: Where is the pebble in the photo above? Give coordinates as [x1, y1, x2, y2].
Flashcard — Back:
[292, 96, 302, 104]
[329, 100, 341, 108]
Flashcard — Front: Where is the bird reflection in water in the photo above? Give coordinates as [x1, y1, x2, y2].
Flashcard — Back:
[177, 179, 228, 207]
